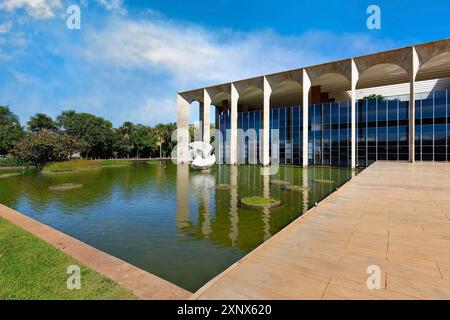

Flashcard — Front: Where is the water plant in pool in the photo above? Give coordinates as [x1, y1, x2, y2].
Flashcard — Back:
[0, 161, 355, 292]
[270, 179, 291, 185]
[286, 185, 310, 192]
[240, 197, 281, 209]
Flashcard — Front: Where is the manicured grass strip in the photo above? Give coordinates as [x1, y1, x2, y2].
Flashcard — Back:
[43, 159, 131, 173]
[0, 217, 136, 300]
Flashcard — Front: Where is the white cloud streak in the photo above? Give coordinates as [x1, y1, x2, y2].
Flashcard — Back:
[96, 0, 125, 15]
[0, 7, 397, 126]
[0, 21, 12, 33]
[0, 0, 62, 18]
[84, 16, 396, 90]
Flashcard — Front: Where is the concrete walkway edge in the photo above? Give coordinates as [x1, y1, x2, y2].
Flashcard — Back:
[0, 204, 191, 300]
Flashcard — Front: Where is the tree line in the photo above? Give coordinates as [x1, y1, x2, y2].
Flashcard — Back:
[0, 105, 177, 166]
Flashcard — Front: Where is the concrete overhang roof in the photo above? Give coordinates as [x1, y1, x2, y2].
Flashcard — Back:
[179, 38, 450, 105]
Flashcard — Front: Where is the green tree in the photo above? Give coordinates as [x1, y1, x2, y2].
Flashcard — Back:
[57, 111, 114, 159]
[129, 124, 157, 158]
[0, 105, 20, 126]
[158, 122, 177, 158]
[111, 128, 133, 158]
[12, 132, 87, 167]
[154, 123, 167, 158]
[27, 113, 58, 133]
[0, 106, 24, 154]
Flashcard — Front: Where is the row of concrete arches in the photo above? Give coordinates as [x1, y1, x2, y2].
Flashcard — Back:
[177, 39, 450, 167]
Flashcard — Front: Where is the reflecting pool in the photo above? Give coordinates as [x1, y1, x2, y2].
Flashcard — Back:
[0, 162, 357, 291]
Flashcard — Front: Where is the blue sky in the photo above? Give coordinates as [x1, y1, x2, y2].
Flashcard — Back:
[0, 0, 448, 127]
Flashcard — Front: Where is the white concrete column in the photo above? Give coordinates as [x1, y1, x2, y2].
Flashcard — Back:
[199, 102, 204, 140]
[350, 59, 359, 169]
[302, 69, 311, 167]
[176, 93, 190, 164]
[230, 83, 239, 165]
[203, 89, 211, 144]
[262, 77, 272, 166]
[409, 47, 420, 163]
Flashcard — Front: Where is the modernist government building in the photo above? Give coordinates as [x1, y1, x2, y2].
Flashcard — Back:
[176, 38, 450, 168]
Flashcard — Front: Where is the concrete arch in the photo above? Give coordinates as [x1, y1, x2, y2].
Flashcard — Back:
[356, 62, 409, 89]
[416, 51, 450, 81]
[234, 79, 264, 111]
[269, 80, 303, 108]
[306, 60, 352, 84]
[354, 47, 413, 77]
[270, 80, 303, 93]
[265, 69, 303, 88]
[415, 38, 450, 67]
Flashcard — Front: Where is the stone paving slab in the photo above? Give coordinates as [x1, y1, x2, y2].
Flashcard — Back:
[192, 162, 450, 300]
[0, 204, 191, 300]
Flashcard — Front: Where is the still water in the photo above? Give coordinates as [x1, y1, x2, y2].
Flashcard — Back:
[0, 162, 356, 291]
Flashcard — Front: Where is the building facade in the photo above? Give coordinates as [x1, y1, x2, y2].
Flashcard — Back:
[177, 38, 450, 168]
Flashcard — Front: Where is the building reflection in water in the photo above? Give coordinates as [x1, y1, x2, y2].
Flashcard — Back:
[176, 164, 190, 229]
[190, 172, 215, 238]
[302, 167, 309, 213]
[262, 173, 271, 241]
[229, 165, 239, 247]
[176, 163, 325, 252]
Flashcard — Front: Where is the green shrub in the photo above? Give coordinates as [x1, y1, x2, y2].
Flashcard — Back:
[12, 132, 87, 167]
[0, 157, 33, 167]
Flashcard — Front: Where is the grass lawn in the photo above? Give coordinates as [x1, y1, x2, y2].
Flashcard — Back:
[43, 159, 131, 173]
[0, 217, 136, 300]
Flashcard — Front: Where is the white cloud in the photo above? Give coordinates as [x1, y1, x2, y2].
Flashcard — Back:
[96, 0, 125, 15]
[84, 16, 396, 90]
[0, 7, 398, 126]
[124, 97, 176, 125]
[0, 0, 62, 19]
[0, 21, 12, 33]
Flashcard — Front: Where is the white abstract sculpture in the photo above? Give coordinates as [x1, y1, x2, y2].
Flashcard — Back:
[188, 141, 216, 170]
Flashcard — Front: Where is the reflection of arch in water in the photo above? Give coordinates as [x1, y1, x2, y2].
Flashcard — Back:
[228, 165, 239, 246]
[190, 172, 215, 238]
[176, 164, 190, 229]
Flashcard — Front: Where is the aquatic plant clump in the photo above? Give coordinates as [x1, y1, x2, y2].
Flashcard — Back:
[0, 173, 21, 179]
[270, 179, 291, 185]
[49, 183, 83, 191]
[286, 185, 309, 192]
[240, 196, 282, 209]
[314, 179, 335, 184]
[214, 184, 237, 190]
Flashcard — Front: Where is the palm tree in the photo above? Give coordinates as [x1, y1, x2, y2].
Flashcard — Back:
[119, 121, 135, 138]
[0, 105, 20, 126]
[27, 113, 58, 133]
[154, 123, 168, 158]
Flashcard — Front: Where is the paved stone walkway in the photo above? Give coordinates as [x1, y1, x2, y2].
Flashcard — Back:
[193, 162, 450, 300]
[0, 204, 191, 300]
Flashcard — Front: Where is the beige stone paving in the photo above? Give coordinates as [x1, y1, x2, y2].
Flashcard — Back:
[193, 161, 450, 300]
[0, 204, 191, 300]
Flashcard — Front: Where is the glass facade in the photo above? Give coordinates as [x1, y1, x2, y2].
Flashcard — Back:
[308, 101, 351, 166]
[415, 90, 449, 162]
[270, 106, 303, 165]
[356, 96, 409, 166]
[216, 90, 450, 167]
